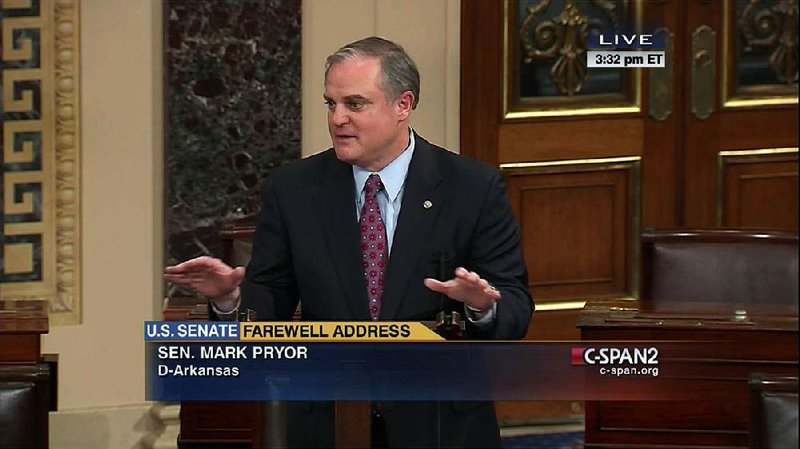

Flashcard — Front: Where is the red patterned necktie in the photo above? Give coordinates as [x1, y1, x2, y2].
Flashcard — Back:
[360, 174, 388, 321]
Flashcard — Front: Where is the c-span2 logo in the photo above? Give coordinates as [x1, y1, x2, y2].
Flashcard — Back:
[571, 347, 659, 365]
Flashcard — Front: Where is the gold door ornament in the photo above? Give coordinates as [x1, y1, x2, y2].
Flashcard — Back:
[738, 0, 798, 84]
[723, 0, 798, 106]
[519, 0, 620, 96]
[505, 0, 641, 119]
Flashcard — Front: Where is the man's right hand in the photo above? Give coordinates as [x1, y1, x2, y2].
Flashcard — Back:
[163, 256, 245, 310]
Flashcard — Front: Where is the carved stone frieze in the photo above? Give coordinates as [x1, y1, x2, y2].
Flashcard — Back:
[1, 0, 81, 325]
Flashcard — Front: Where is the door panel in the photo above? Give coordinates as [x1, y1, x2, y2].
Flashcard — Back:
[498, 118, 645, 162]
[683, 0, 798, 228]
[719, 150, 798, 230]
[506, 159, 640, 302]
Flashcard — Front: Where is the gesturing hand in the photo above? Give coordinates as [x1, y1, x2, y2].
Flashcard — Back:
[163, 256, 244, 302]
[423, 267, 501, 311]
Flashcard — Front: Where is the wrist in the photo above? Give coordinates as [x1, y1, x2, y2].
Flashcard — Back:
[212, 287, 240, 313]
[467, 283, 499, 312]
[466, 302, 491, 313]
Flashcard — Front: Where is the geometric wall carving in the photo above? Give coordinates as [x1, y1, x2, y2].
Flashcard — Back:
[1, 0, 81, 325]
[718, 148, 798, 232]
[502, 157, 640, 309]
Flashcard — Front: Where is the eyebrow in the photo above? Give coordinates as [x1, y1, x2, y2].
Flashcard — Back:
[344, 95, 370, 103]
[322, 94, 371, 103]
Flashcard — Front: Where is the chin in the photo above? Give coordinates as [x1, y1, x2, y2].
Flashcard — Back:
[333, 146, 360, 165]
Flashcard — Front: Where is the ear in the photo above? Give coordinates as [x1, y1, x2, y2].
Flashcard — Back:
[395, 91, 414, 121]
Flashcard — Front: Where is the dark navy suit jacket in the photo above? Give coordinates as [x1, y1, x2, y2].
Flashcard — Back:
[240, 133, 533, 447]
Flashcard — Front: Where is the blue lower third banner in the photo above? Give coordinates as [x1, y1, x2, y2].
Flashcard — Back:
[145, 339, 737, 401]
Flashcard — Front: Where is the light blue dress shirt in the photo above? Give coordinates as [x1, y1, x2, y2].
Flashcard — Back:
[352, 131, 415, 254]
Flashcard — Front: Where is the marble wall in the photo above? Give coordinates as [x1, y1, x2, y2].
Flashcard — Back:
[165, 0, 301, 273]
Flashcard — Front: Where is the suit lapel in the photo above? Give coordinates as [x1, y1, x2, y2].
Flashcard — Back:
[311, 153, 371, 320]
[380, 137, 444, 320]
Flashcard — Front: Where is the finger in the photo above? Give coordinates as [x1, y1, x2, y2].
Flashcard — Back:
[189, 279, 209, 290]
[164, 266, 188, 274]
[168, 272, 202, 282]
[484, 287, 501, 300]
[455, 268, 481, 285]
[164, 272, 213, 283]
[163, 274, 192, 284]
[169, 256, 216, 272]
[454, 268, 470, 282]
[424, 278, 453, 294]
[168, 259, 199, 271]
[165, 263, 204, 275]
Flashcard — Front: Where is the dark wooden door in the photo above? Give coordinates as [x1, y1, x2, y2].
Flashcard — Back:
[460, 0, 797, 425]
[683, 1, 798, 230]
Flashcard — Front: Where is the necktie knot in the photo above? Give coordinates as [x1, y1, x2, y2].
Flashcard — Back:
[365, 174, 383, 197]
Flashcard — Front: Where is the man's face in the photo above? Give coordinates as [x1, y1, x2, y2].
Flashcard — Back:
[324, 56, 411, 171]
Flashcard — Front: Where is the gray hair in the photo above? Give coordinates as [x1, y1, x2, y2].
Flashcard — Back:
[325, 36, 420, 109]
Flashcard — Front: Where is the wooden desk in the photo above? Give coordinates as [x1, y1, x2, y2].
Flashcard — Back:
[578, 299, 799, 448]
[0, 300, 56, 449]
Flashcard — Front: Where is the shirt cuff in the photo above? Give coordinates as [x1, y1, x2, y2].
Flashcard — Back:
[210, 294, 241, 320]
[465, 301, 497, 326]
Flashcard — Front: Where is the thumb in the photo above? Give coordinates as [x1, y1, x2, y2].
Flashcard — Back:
[231, 266, 245, 282]
[424, 278, 446, 293]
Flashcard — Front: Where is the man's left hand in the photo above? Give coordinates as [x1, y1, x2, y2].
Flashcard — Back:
[423, 267, 500, 311]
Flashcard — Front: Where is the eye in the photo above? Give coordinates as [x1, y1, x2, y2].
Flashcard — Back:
[323, 99, 335, 110]
[346, 101, 366, 111]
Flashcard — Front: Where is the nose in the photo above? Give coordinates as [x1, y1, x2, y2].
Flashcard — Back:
[329, 105, 350, 127]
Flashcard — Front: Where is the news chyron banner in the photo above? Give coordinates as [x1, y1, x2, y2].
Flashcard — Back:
[145, 321, 730, 402]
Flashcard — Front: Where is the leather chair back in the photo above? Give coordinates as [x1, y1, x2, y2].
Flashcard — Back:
[0, 383, 37, 448]
[642, 230, 798, 305]
[220, 215, 257, 267]
[0, 364, 51, 449]
[750, 374, 799, 449]
[219, 215, 301, 321]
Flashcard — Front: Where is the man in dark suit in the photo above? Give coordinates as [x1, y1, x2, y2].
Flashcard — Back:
[165, 36, 533, 448]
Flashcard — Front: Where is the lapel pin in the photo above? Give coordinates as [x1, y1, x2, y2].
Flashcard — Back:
[423, 200, 433, 209]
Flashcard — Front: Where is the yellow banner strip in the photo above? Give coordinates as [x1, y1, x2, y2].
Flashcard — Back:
[239, 322, 444, 342]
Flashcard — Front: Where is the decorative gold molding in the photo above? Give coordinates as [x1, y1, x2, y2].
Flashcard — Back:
[500, 155, 641, 171]
[721, 0, 798, 108]
[502, 156, 641, 307]
[52, 0, 81, 325]
[536, 300, 587, 312]
[718, 147, 799, 158]
[1, 0, 81, 325]
[536, 297, 638, 312]
[502, 0, 643, 119]
[716, 147, 798, 226]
